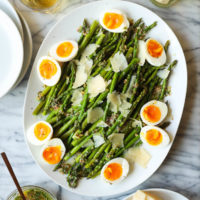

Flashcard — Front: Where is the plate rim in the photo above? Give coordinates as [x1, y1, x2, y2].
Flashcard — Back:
[0, 0, 24, 41]
[11, 11, 33, 89]
[23, 0, 187, 197]
[0, 9, 24, 98]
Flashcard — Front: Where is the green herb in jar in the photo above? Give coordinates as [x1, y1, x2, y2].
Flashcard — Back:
[14, 189, 54, 200]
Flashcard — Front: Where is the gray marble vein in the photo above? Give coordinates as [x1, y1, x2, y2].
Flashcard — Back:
[0, 0, 199, 199]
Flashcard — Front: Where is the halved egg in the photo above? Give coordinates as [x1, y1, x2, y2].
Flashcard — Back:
[99, 9, 129, 33]
[49, 40, 78, 62]
[37, 56, 61, 86]
[140, 100, 168, 126]
[40, 138, 66, 165]
[101, 157, 129, 184]
[27, 121, 53, 146]
[140, 126, 170, 147]
[145, 38, 166, 66]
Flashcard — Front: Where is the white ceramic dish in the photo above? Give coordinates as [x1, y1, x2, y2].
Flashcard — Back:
[12, 12, 33, 89]
[0, 0, 24, 41]
[124, 188, 189, 200]
[23, 0, 187, 197]
[0, 9, 24, 98]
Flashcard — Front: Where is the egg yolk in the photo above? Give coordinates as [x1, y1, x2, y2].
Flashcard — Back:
[39, 59, 57, 79]
[42, 146, 62, 164]
[104, 163, 122, 181]
[103, 12, 124, 29]
[56, 42, 74, 58]
[147, 39, 163, 58]
[34, 122, 51, 141]
[143, 105, 161, 123]
[146, 129, 163, 146]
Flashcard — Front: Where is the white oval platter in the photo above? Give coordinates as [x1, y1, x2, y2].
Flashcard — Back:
[23, 0, 187, 197]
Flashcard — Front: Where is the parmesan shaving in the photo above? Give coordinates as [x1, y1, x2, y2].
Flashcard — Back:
[119, 94, 131, 117]
[73, 44, 99, 89]
[126, 75, 136, 98]
[108, 133, 125, 148]
[80, 44, 99, 62]
[97, 121, 108, 128]
[107, 92, 121, 113]
[110, 51, 128, 72]
[71, 88, 83, 106]
[157, 69, 170, 79]
[88, 75, 107, 97]
[87, 107, 104, 123]
[82, 139, 94, 148]
[73, 66, 88, 89]
[124, 147, 151, 168]
[138, 40, 146, 66]
[93, 133, 105, 148]
[132, 119, 142, 128]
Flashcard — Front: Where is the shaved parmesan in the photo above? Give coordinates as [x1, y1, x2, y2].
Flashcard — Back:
[138, 40, 146, 66]
[132, 119, 142, 128]
[107, 92, 121, 113]
[81, 44, 99, 61]
[119, 94, 131, 117]
[88, 75, 107, 97]
[126, 75, 136, 98]
[71, 88, 83, 106]
[124, 147, 151, 168]
[73, 66, 88, 89]
[73, 44, 99, 89]
[93, 133, 105, 148]
[97, 121, 108, 128]
[108, 133, 125, 148]
[157, 69, 170, 79]
[110, 51, 128, 72]
[87, 107, 104, 123]
[82, 139, 94, 148]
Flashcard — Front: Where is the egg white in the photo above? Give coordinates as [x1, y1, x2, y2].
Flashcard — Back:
[37, 56, 61, 86]
[145, 38, 166, 66]
[40, 138, 66, 165]
[99, 9, 129, 33]
[101, 157, 129, 184]
[49, 40, 78, 62]
[27, 121, 53, 146]
[140, 126, 170, 148]
[140, 100, 168, 126]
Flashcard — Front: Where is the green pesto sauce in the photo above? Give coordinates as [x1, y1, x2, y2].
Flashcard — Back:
[14, 189, 54, 200]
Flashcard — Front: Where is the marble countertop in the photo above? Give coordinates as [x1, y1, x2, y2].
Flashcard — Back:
[0, 0, 199, 199]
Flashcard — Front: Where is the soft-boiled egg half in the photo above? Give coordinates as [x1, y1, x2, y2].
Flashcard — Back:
[41, 138, 66, 165]
[37, 56, 61, 86]
[140, 126, 170, 147]
[99, 9, 129, 33]
[27, 121, 53, 146]
[49, 40, 78, 62]
[101, 158, 129, 184]
[145, 38, 166, 66]
[140, 100, 168, 126]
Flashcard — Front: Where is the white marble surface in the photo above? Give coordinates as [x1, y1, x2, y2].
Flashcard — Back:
[0, 0, 200, 199]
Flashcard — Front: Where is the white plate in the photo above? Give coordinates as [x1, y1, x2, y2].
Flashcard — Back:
[0, 9, 24, 98]
[12, 12, 33, 89]
[23, 0, 187, 197]
[0, 0, 24, 41]
[124, 188, 189, 200]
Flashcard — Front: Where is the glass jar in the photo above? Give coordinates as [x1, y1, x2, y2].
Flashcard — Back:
[150, 0, 178, 7]
[6, 185, 57, 200]
[20, 0, 65, 13]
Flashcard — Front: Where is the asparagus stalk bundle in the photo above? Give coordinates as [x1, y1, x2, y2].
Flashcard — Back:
[33, 18, 177, 188]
